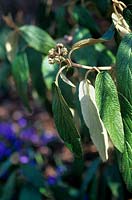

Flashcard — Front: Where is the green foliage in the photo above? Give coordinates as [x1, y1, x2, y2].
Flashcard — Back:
[117, 94, 132, 192]
[19, 25, 56, 54]
[12, 52, 31, 111]
[19, 185, 42, 200]
[116, 33, 132, 104]
[123, 4, 132, 29]
[1, 171, 16, 200]
[52, 82, 82, 158]
[95, 72, 124, 152]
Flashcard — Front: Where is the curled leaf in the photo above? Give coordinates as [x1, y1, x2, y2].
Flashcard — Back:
[79, 80, 109, 161]
[60, 72, 76, 88]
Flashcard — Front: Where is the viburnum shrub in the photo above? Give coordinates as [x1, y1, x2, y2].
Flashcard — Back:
[48, 0, 132, 192]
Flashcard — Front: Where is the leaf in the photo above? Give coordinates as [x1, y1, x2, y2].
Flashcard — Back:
[116, 33, 132, 105]
[123, 4, 132, 29]
[21, 164, 45, 189]
[1, 171, 16, 200]
[5, 31, 19, 62]
[19, 25, 55, 54]
[19, 185, 42, 200]
[71, 24, 115, 51]
[71, 5, 100, 34]
[112, 13, 130, 37]
[72, 27, 98, 66]
[0, 26, 11, 60]
[79, 158, 101, 198]
[26, 48, 47, 99]
[60, 73, 76, 88]
[95, 72, 124, 152]
[12, 52, 31, 111]
[79, 80, 109, 161]
[42, 55, 58, 90]
[52, 82, 82, 158]
[117, 94, 132, 192]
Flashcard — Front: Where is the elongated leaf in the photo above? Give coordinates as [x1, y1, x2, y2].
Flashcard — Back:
[116, 33, 132, 105]
[117, 94, 132, 192]
[19, 25, 55, 54]
[1, 172, 16, 200]
[95, 72, 124, 152]
[123, 4, 132, 29]
[5, 31, 19, 62]
[79, 80, 109, 161]
[52, 82, 82, 158]
[12, 52, 31, 111]
[72, 24, 115, 51]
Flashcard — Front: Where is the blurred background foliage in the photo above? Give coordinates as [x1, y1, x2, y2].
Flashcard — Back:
[0, 0, 132, 199]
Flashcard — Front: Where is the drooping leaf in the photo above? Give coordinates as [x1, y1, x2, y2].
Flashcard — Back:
[79, 80, 109, 161]
[117, 94, 132, 192]
[123, 4, 132, 29]
[5, 31, 19, 62]
[116, 33, 132, 105]
[95, 72, 124, 152]
[12, 52, 31, 111]
[19, 25, 55, 54]
[1, 171, 16, 200]
[52, 82, 82, 158]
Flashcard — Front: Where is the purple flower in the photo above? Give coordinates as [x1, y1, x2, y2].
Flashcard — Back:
[18, 118, 27, 128]
[47, 176, 57, 185]
[40, 132, 56, 145]
[19, 155, 29, 164]
[0, 122, 16, 141]
[0, 142, 6, 159]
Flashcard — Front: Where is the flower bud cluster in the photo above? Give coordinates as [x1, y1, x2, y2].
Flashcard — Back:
[48, 43, 68, 64]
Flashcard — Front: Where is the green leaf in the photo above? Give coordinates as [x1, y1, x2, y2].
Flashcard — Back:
[1, 171, 16, 200]
[79, 158, 101, 198]
[72, 27, 98, 66]
[19, 25, 55, 54]
[19, 185, 42, 200]
[116, 33, 132, 104]
[123, 4, 132, 29]
[95, 72, 124, 152]
[12, 52, 31, 111]
[72, 5, 100, 34]
[5, 31, 19, 62]
[117, 94, 132, 192]
[79, 80, 109, 161]
[21, 164, 44, 189]
[0, 26, 11, 60]
[71, 24, 115, 51]
[52, 82, 82, 158]
[26, 48, 47, 99]
[42, 55, 58, 90]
